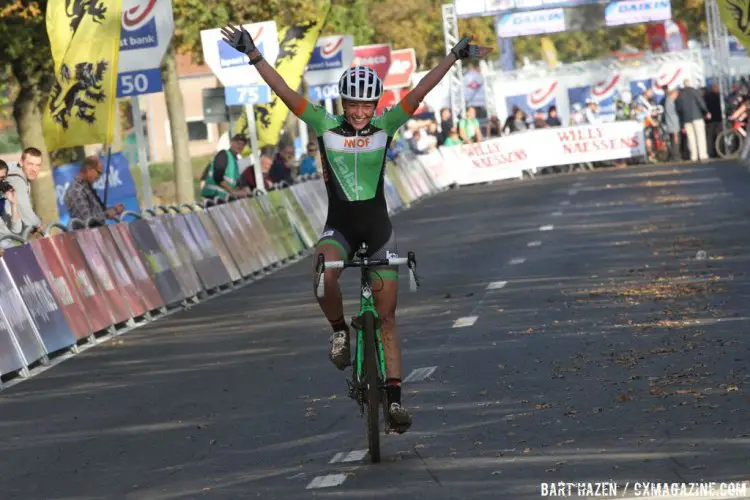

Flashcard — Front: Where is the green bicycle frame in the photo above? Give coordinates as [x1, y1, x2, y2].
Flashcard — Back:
[354, 270, 387, 381]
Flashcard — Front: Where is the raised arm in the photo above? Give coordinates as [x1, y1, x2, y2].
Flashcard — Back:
[403, 36, 492, 113]
[221, 25, 306, 113]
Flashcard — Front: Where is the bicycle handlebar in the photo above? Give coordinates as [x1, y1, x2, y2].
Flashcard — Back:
[315, 252, 420, 298]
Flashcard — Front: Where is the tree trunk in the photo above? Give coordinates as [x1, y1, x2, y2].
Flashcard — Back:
[161, 44, 194, 203]
[12, 79, 59, 226]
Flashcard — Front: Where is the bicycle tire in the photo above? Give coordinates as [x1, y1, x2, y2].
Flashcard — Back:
[361, 311, 381, 463]
[715, 129, 743, 159]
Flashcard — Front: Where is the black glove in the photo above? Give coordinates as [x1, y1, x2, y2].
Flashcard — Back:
[221, 25, 257, 56]
[451, 35, 483, 60]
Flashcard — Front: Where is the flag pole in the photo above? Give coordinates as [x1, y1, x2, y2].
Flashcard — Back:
[103, 145, 113, 207]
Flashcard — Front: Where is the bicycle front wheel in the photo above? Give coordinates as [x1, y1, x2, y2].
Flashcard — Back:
[716, 129, 744, 159]
[361, 311, 381, 463]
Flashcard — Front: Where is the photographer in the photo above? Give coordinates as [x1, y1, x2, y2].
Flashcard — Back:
[0, 160, 22, 252]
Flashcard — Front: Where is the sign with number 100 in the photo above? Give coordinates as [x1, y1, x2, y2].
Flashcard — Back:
[224, 84, 271, 105]
[309, 83, 340, 101]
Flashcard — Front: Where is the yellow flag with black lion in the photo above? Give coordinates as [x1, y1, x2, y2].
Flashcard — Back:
[43, 0, 123, 151]
[717, 0, 750, 51]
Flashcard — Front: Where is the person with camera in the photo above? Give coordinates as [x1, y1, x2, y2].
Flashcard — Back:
[0, 160, 22, 253]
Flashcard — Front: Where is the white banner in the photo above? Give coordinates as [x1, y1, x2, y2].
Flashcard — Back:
[433, 121, 646, 186]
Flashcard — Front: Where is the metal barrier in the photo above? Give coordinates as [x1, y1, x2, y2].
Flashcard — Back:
[0, 157, 446, 388]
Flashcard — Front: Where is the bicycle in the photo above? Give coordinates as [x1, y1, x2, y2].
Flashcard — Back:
[314, 242, 420, 463]
[715, 119, 746, 159]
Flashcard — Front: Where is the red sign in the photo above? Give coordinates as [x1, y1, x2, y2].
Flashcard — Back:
[92, 227, 148, 318]
[52, 232, 115, 333]
[30, 237, 92, 340]
[376, 89, 402, 114]
[352, 44, 392, 80]
[108, 224, 165, 312]
[383, 48, 416, 90]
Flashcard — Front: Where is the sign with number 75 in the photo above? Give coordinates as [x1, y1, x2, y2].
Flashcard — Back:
[224, 84, 272, 106]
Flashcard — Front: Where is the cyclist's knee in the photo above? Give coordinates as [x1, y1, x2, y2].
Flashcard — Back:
[380, 311, 396, 331]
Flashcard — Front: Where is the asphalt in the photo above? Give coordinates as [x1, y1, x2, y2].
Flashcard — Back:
[1, 161, 749, 499]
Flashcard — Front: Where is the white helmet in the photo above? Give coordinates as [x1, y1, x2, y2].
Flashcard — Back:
[338, 65, 383, 102]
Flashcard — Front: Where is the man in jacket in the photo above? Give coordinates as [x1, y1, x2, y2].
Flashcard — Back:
[663, 87, 682, 161]
[676, 79, 710, 162]
[64, 156, 124, 222]
[6, 147, 43, 234]
[200, 134, 250, 200]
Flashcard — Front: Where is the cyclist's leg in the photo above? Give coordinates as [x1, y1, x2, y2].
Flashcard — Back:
[312, 228, 353, 370]
[369, 230, 411, 432]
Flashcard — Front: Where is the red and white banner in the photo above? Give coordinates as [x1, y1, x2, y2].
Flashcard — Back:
[352, 44, 392, 80]
[383, 48, 416, 90]
[434, 121, 646, 186]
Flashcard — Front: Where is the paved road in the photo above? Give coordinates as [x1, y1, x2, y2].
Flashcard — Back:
[1, 162, 749, 499]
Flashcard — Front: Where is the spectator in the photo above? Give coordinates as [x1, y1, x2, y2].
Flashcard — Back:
[443, 128, 463, 146]
[298, 141, 321, 176]
[584, 99, 600, 124]
[663, 87, 682, 161]
[533, 110, 548, 129]
[6, 146, 43, 234]
[426, 121, 441, 144]
[439, 108, 454, 145]
[546, 106, 562, 127]
[484, 115, 502, 138]
[704, 83, 722, 157]
[458, 107, 483, 143]
[268, 144, 295, 185]
[410, 129, 436, 154]
[511, 108, 527, 133]
[0, 160, 22, 249]
[676, 79, 710, 162]
[570, 103, 586, 125]
[63, 156, 124, 223]
[200, 134, 249, 199]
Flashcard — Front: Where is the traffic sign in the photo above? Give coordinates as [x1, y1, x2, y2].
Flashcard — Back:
[200, 21, 279, 88]
[224, 84, 272, 106]
[383, 48, 416, 90]
[304, 35, 354, 87]
[308, 83, 340, 101]
[116, 0, 175, 97]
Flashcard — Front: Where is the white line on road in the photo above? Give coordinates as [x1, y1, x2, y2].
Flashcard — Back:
[306, 474, 348, 489]
[453, 316, 478, 328]
[509, 257, 526, 265]
[330, 449, 368, 464]
[573, 182, 584, 188]
[403, 366, 438, 383]
[540, 225, 554, 231]
[568, 189, 578, 196]
[552, 211, 563, 216]
[560, 200, 570, 206]
[486, 280, 508, 290]
[527, 241, 542, 247]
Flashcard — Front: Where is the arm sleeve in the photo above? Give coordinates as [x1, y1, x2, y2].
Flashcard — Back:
[375, 98, 418, 135]
[293, 99, 340, 135]
[1, 203, 21, 234]
[212, 151, 228, 185]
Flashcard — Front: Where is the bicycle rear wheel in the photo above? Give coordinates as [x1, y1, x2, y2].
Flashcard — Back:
[361, 311, 381, 463]
[716, 129, 743, 159]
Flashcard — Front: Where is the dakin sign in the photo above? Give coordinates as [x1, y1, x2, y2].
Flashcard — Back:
[352, 44, 392, 80]
[383, 48, 416, 90]
[605, 0, 672, 26]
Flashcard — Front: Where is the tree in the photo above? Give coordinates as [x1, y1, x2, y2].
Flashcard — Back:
[1, 0, 59, 225]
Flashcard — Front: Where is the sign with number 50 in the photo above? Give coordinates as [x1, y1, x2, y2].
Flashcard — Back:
[224, 84, 272, 106]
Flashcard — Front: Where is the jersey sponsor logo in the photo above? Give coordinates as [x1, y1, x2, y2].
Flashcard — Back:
[323, 130, 388, 153]
[331, 155, 362, 200]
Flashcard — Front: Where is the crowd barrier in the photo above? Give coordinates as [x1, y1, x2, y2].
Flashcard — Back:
[0, 155, 446, 387]
[0, 123, 644, 387]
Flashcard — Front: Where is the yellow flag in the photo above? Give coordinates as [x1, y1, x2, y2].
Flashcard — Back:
[43, 0, 123, 151]
[253, 3, 332, 147]
[717, 0, 750, 51]
[540, 37, 558, 69]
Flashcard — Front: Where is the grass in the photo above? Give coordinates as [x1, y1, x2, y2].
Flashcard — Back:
[129, 154, 213, 205]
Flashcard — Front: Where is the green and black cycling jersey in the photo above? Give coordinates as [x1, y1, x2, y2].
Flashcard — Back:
[293, 98, 416, 253]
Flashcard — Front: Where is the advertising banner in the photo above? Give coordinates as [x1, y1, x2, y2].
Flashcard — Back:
[605, 0, 671, 27]
[206, 205, 255, 277]
[240, 198, 279, 268]
[255, 196, 295, 260]
[218, 202, 263, 274]
[0, 297, 26, 376]
[383, 48, 417, 90]
[184, 212, 233, 289]
[127, 219, 185, 306]
[417, 150, 455, 189]
[244, 198, 284, 264]
[74, 229, 133, 324]
[352, 44, 392, 80]
[567, 72, 621, 121]
[496, 8, 566, 38]
[108, 224, 165, 312]
[168, 214, 211, 290]
[197, 211, 242, 282]
[305, 34, 354, 97]
[149, 217, 201, 299]
[53, 232, 116, 333]
[2, 245, 76, 354]
[91, 227, 148, 318]
[30, 238, 92, 340]
[504, 79, 559, 116]
[0, 259, 45, 372]
[225, 202, 266, 273]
